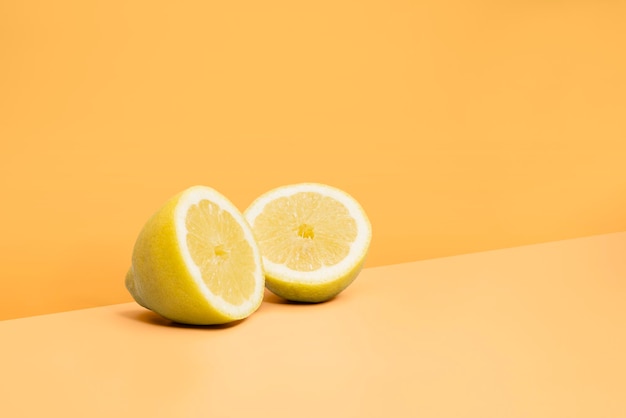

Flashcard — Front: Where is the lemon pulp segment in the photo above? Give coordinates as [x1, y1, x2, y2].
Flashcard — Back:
[252, 192, 358, 271]
[185, 199, 256, 306]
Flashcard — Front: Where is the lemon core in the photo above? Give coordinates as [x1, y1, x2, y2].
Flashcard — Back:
[297, 224, 315, 239]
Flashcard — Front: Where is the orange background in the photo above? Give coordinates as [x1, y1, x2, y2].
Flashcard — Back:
[1, 0, 626, 320]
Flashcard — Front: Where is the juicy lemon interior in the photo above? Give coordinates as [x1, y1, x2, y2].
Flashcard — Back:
[253, 192, 357, 271]
[185, 199, 256, 305]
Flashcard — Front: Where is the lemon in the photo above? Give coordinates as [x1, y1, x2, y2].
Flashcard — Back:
[126, 186, 265, 325]
[244, 183, 372, 302]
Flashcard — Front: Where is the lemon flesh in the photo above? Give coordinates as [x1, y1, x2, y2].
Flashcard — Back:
[126, 186, 264, 325]
[245, 183, 371, 302]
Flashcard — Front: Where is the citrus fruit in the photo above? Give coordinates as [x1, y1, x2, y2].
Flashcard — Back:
[126, 185, 265, 325]
[244, 183, 371, 302]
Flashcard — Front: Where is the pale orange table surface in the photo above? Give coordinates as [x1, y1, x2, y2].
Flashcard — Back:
[2, 232, 625, 417]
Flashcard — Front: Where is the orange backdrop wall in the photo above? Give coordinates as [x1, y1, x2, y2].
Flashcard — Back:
[2, 0, 626, 320]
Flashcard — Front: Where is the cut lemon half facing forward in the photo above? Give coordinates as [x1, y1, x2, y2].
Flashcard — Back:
[244, 183, 371, 302]
[126, 186, 265, 325]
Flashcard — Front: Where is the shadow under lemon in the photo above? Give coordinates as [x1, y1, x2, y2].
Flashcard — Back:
[120, 288, 341, 328]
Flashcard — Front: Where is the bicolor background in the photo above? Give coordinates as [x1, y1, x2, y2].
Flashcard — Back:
[1, 0, 625, 320]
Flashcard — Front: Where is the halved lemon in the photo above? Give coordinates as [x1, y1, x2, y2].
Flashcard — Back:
[126, 186, 265, 325]
[244, 183, 371, 302]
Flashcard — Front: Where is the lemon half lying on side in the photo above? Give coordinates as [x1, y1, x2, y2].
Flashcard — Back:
[126, 186, 265, 325]
[244, 183, 372, 302]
